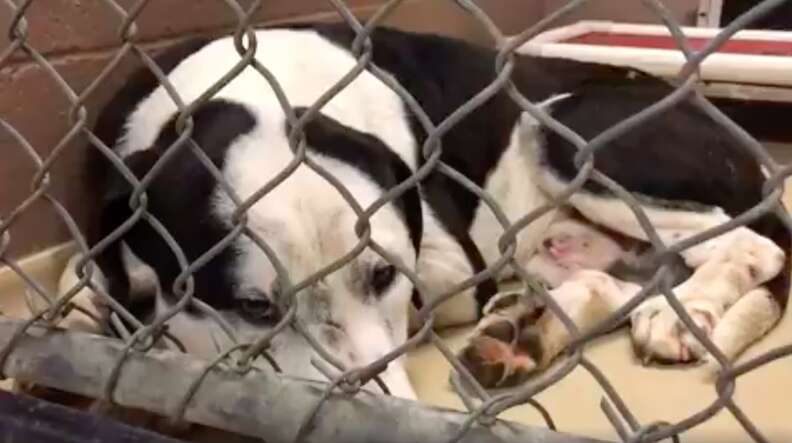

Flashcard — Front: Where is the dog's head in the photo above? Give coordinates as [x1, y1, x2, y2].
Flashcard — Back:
[99, 103, 422, 399]
[203, 110, 421, 399]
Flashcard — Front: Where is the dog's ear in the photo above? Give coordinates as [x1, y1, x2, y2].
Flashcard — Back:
[104, 149, 160, 205]
[290, 107, 424, 255]
[290, 107, 401, 199]
[291, 108, 386, 156]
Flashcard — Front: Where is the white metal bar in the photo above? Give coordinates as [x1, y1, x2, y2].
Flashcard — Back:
[519, 21, 792, 89]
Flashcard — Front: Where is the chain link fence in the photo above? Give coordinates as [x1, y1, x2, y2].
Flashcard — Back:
[1, 0, 792, 442]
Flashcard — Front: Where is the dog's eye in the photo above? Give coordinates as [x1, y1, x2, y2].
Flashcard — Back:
[371, 264, 397, 295]
[237, 296, 277, 322]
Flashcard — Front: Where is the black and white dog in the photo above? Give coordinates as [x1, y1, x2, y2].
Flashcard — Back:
[59, 23, 790, 398]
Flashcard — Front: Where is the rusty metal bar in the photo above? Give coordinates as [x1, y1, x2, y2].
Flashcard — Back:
[0, 316, 608, 443]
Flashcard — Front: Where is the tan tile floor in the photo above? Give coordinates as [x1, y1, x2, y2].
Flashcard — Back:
[408, 304, 792, 442]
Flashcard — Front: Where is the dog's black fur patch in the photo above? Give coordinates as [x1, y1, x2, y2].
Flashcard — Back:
[98, 99, 256, 315]
[538, 83, 765, 215]
[292, 108, 423, 254]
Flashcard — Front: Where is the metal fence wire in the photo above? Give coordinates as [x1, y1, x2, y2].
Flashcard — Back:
[1, 0, 792, 442]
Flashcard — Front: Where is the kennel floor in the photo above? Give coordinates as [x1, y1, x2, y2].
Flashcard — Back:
[2, 178, 792, 442]
[407, 307, 792, 442]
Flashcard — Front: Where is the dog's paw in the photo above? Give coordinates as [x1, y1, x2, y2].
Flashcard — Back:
[458, 292, 546, 388]
[56, 254, 111, 334]
[630, 296, 720, 364]
[630, 228, 785, 366]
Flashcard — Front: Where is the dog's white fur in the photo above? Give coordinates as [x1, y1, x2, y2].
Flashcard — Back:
[57, 28, 786, 398]
[628, 227, 784, 366]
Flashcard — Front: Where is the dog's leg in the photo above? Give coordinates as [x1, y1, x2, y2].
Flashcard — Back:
[458, 270, 639, 388]
[697, 287, 782, 377]
[628, 227, 784, 364]
[413, 207, 481, 330]
[56, 253, 110, 334]
[538, 185, 785, 365]
[57, 244, 160, 335]
[119, 243, 159, 302]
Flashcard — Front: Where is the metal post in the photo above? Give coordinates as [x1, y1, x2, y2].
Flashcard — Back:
[0, 316, 608, 443]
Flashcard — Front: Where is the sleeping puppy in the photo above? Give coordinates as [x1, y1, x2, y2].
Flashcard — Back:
[56, 23, 789, 401]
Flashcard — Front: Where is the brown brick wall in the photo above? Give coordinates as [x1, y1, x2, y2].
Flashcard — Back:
[0, 1, 387, 62]
[0, 0, 687, 259]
